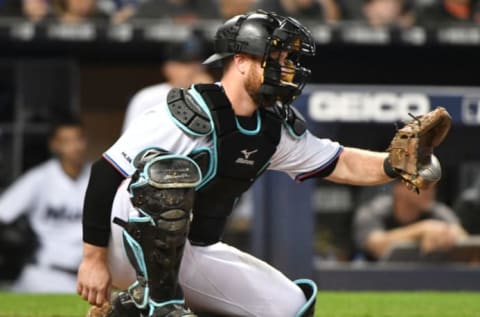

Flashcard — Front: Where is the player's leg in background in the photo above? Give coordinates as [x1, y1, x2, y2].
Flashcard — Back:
[179, 241, 317, 317]
[12, 265, 78, 293]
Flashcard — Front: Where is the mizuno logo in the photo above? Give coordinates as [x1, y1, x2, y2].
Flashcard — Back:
[240, 149, 258, 159]
[236, 149, 258, 166]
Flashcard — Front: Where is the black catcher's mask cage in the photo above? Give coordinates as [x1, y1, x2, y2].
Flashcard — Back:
[259, 14, 316, 106]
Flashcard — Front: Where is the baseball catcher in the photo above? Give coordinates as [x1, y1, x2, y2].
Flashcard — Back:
[78, 10, 452, 317]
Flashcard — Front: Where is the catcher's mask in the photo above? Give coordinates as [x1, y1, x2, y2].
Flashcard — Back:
[203, 10, 316, 107]
[127, 147, 202, 215]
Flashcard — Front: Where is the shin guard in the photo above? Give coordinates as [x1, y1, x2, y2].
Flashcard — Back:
[114, 151, 201, 316]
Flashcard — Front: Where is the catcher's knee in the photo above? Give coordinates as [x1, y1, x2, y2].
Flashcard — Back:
[254, 279, 317, 317]
[294, 279, 317, 317]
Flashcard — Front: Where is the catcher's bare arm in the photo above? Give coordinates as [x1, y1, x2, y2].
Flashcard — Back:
[326, 147, 391, 186]
[325, 107, 451, 189]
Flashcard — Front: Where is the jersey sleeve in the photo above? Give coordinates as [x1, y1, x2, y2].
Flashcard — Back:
[104, 104, 203, 177]
[123, 86, 165, 132]
[269, 127, 343, 182]
[122, 94, 146, 132]
[0, 167, 43, 223]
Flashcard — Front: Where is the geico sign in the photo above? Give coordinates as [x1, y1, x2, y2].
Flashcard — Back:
[308, 92, 430, 122]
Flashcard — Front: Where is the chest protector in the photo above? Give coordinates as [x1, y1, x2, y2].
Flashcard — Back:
[167, 84, 305, 245]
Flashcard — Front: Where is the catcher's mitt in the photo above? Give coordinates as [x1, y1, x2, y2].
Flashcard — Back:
[385, 107, 452, 192]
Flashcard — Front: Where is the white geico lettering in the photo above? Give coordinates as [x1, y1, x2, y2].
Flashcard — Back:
[308, 91, 430, 122]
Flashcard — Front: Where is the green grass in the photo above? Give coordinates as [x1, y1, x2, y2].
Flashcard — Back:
[0, 294, 89, 317]
[315, 292, 480, 317]
[0, 292, 479, 317]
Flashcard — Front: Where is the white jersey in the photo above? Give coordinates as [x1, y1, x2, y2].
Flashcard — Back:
[122, 82, 172, 132]
[106, 101, 343, 180]
[0, 159, 90, 270]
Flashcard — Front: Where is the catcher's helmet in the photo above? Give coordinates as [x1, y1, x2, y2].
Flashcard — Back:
[204, 10, 316, 106]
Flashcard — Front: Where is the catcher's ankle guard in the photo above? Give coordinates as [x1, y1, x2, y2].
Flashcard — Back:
[114, 149, 201, 316]
[294, 279, 317, 317]
[148, 301, 196, 317]
[107, 291, 143, 317]
[107, 292, 196, 317]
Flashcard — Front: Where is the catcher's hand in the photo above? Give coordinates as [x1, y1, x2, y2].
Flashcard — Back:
[385, 107, 452, 192]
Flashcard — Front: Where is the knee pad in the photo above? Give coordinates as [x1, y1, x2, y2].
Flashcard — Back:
[115, 149, 201, 310]
[294, 279, 317, 317]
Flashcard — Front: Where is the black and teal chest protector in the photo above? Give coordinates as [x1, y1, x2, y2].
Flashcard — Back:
[167, 84, 305, 245]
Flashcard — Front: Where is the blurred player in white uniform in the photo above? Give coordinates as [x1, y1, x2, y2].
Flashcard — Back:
[122, 31, 213, 131]
[0, 119, 90, 293]
[77, 10, 435, 317]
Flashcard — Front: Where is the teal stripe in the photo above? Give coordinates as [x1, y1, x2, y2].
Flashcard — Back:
[189, 86, 218, 190]
[294, 279, 318, 317]
[235, 110, 262, 135]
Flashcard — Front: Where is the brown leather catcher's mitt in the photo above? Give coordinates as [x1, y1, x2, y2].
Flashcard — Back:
[386, 107, 452, 192]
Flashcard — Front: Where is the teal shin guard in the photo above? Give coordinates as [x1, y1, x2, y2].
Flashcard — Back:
[118, 201, 195, 316]
[114, 153, 202, 317]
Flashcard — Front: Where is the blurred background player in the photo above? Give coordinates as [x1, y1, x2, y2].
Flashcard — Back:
[362, 0, 414, 27]
[51, 0, 108, 24]
[254, 0, 341, 23]
[22, 0, 50, 23]
[454, 174, 480, 235]
[130, 0, 220, 22]
[0, 118, 90, 292]
[122, 30, 213, 131]
[415, 0, 480, 26]
[353, 181, 467, 260]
